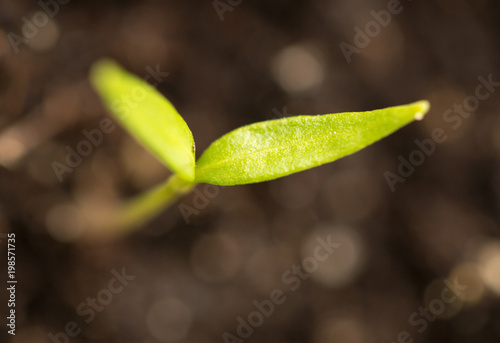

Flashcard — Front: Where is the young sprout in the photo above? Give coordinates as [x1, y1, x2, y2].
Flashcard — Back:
[89, 59, 430, 236]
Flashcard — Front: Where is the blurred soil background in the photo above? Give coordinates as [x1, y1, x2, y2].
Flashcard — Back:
[0, 0, 500, 342]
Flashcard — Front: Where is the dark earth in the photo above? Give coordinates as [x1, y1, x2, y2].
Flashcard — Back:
[1, 0, 500, 342]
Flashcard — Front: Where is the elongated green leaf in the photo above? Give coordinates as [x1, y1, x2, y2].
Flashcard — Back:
[195, 101, 430, 186]
[90, 59, 195, 181]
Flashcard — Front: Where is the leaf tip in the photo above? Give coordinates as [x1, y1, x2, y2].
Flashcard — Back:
[413, 100, 431, 121]
[90, 58, 116, 86]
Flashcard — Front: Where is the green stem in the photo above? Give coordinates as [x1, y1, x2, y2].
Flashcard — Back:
[98, 174, 195, 238]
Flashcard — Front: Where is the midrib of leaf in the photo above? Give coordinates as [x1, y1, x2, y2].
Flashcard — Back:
[196, 121, 365, 176]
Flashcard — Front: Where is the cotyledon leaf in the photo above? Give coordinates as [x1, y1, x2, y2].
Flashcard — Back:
[195, 100, 430, 186]
[90, 59, 195, 181]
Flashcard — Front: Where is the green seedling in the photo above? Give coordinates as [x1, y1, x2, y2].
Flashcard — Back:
[89, 59, 430, 235]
